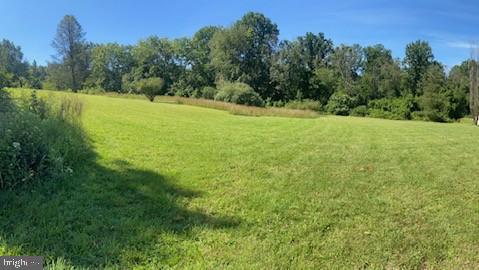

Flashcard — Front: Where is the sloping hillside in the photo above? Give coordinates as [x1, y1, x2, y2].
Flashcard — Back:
[1, 91, 478, 269]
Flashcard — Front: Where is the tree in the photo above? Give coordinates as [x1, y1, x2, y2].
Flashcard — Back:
[0, 39, 28, 87]
[297, 32, 334, 70]
[470, 45, 479, 125]
[270, 40, 307, 100]
[211, 12, 279, 98]
[52, 15, 88, 91]
[214, 81, 264, 106]
[417, 63, 449, 122]
[189, 26, 220, 89]
[446, 61, 470, 119]
[89, 43, 133, 91]
[27, 60, 47, 89]
[404, 40, 434, 95]
[331, 44, 364, 95]
[270, 32, 334, 101]
[309, 67, 337, 104]
[360, 45, 401, 101]
[130, 36, 181, 91]
[46, 62, 70, 90]
[136, 77, 165, 102]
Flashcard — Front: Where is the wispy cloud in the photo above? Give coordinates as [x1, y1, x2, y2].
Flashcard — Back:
[447, 41, 473, 49]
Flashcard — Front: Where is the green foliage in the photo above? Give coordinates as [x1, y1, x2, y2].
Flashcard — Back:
[271, 33, 334, 101]
[350, 105, 368, 117]
[326, 92, 357, 115]
[136, 77, 165, 102]
[367, 96, 416, 120]
[404, 40, 434, 95]
[416, 63, 450, 122]
[309, 67, 337, 104]
[88, 43, 133, 92]
[170, 79, 194, 97]
[130, 36, 182, 90]
[410, 111, 429, 121]
[284, 99, 323, 111]
[187, 26, 220, 89]
[0, 39, 29, 87]
[211, 12, 279, 98]
[331, 44, 364, 94]
[445, 87, 468, 120]
[417, 93, 450, 122]
[0, 13, 475, 124]
[200, 86, 217, 100]
[0, 71, 8, 89]
[360, 45, 401, 101]
[214, 81, 264, 106]
[0, 90, 88, 190]
[27, 61, 46, 89]
[79, 87, 106, 95]
[51, 15, 90, 91]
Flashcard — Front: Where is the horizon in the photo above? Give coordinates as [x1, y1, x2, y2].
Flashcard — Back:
[0, 0, 478, 68]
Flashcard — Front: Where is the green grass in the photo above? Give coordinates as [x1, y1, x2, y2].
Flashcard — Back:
[79, 92, 320, 118]
[1, 89, 479, 269]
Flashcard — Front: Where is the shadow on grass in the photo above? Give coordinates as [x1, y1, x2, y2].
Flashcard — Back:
[0, 157, 239, 268]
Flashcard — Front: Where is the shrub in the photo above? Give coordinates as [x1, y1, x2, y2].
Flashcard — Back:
[326, 92, 357, 115]
[367, 96, 416, 120]
[214, 81, 264, 107]
[136, 77, 165, 102]
[351, 105, 368, 117]
[0, 71, 8, 90]
[417, 93, 450, 122]
[268, 100, 285, 107]
[201, 86, 217, 100]
[170, 80, 194, 97]
[284, 99, 323, 112]
[411, 111, 428, 121]
[0, 90, 89, 190]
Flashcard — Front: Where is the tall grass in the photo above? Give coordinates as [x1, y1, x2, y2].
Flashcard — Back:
[158, 96, 319, 118]
[16, 88, 319, 119]
[0, 90, 90, 190]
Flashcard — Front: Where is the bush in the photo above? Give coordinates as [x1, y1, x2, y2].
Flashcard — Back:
[170, 80, 194, 97]
[0, 90, 89, 190]
[0, 72, 8, 90]
[201, 86, 217, 100]
[284, 99, 323, 112]
[367, 96, 416, 120]
[417, 93, 450, 122]
[136, 77, 165, 102]
[351, 105, 368, 117]
[214, 81, 264, 107]
[326, 92, 357, 115]
[268, 100, 285, 107]
[411, 111, 428, 121]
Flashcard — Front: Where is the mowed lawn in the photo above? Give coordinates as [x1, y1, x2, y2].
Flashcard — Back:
[1, 91, 479, 269]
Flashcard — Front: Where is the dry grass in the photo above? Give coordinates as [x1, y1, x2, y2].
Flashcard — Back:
[27, 90, 318, 119]
[157, 96, 319, 118]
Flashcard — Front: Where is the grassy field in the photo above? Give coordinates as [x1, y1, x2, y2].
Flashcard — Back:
[1, 90, 479, 269]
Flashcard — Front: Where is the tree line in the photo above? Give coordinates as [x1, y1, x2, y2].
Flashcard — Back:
[0, 13, 477, 122]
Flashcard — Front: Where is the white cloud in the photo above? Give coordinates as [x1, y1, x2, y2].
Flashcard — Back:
[447, 41, 473, 49]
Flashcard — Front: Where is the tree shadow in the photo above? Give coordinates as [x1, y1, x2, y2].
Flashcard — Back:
[0, 154, 239, 267]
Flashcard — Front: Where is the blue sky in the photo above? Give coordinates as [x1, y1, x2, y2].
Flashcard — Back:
[0, 0, 477, 68]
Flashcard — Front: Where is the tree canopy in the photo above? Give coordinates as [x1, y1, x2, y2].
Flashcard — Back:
[0, 13, 476, 123]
